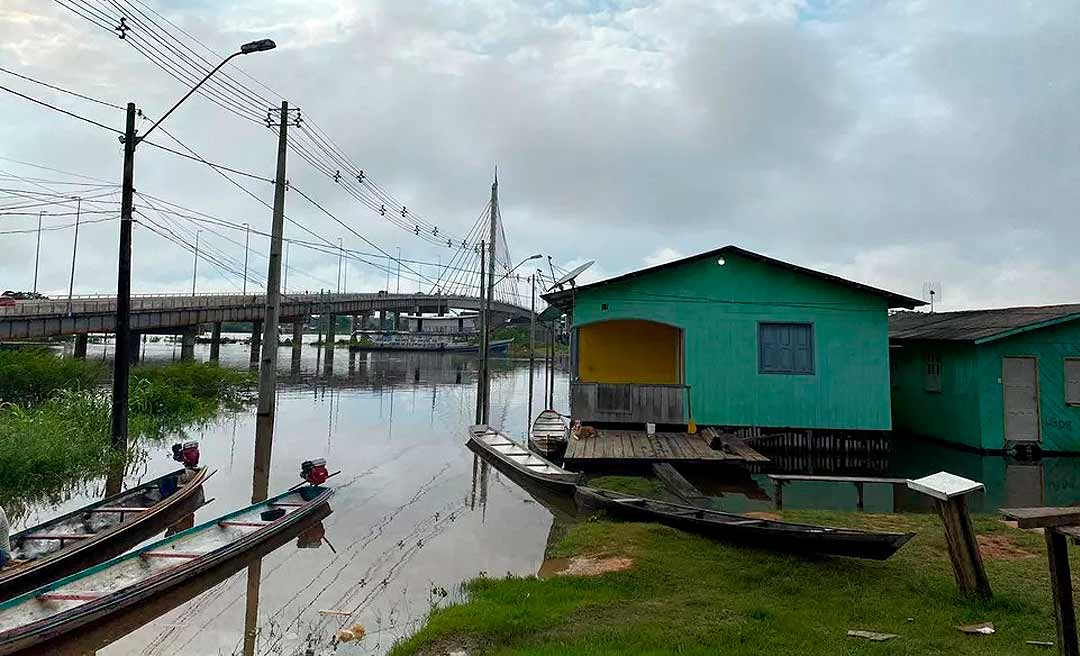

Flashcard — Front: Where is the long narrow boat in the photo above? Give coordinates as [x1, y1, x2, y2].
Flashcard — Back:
[467, 425, 582, 493]
[0, 467, 209, 600]
[528, 409, 568, 457]
[575, 487, 915, 560]
[0, 485, 334, 655]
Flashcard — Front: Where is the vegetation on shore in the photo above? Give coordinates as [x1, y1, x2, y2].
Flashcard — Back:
[492, 325, 569, 358]
[0, 349, 255, 515]
[392, 495, 1056, 655]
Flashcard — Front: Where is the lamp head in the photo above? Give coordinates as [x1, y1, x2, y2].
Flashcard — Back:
[241, 39, 277, 54]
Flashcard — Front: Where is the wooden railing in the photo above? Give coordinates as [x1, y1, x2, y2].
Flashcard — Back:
[571, 382, 686, 424]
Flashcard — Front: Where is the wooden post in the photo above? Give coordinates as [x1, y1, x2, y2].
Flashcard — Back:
[908, 472, 990, 598]
[774, 481, 784, 510]
[934, 497, 991, 598]
[855, 482, 865, 512]
[1047, 529, 1080, 656]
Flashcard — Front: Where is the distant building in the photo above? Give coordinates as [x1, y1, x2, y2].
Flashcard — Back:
[889, 305, 1080, 452]
[543, 245, 922, 431]
[404, 312, 478, 334]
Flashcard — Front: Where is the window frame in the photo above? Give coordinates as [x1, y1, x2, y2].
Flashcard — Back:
[924, 351, 943, 393]
[757, 322, 815, 376]
[1065, 357, 1080, 406]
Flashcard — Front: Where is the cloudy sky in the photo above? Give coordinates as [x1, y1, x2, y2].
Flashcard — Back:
[1, 1, 1077, 310]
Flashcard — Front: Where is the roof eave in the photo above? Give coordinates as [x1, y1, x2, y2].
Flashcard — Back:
[973, 312, 1080, 344]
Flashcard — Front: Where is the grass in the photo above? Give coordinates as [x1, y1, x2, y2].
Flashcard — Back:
[391, 506, 1058, 655]
[0, 351, 255, 516]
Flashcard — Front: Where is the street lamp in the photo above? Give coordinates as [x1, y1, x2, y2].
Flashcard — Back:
[110, 38, 277, 454]
[493, 254, 543, 287]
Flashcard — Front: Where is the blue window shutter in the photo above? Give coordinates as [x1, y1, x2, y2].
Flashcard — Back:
[759, 323, 813, 375]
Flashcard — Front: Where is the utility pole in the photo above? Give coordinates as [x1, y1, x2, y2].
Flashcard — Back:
[396, 246, 402, 294]
[475, 240, 486, 425]
[283, 242, 290, 295]
[191, 229, 201, 296]
[336, 238, 343, 294]
[111, 102, 137, 452]
[527, 272, 536, 442]
[32, 211, 43, 293]
[243, 222, 250, 295]
[67, 197, 81, 315]
[252, 101, 290, 504]
[481, 172, 499, 424]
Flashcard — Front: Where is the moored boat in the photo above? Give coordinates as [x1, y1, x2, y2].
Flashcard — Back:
[528, 409, 568, 457]
[466, 425, 582, 493]
[575, 486, 914, 560]
[0, 462, 209, 600]
[0, 484, 334, 655]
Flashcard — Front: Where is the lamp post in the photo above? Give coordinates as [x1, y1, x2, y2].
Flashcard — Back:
[66, 197, 81, 315]
[242, 222, 250, 295]
[479, 253, 542, 424]
[110, 38, 276, 453]
[191, 229, 202, 296]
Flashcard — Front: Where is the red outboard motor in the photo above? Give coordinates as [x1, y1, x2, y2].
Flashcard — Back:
[172, 441, 200, 469]
[300, 458, 329, 486]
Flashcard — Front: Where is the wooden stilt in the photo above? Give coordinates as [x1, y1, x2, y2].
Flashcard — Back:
[935, 497, 992, 598]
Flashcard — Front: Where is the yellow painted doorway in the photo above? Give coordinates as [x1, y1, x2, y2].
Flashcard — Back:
[577, 320, 682, 384]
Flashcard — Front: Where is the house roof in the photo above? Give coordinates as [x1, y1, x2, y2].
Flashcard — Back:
[888, 304, 1080, 343]
[542, 245, 924, 310]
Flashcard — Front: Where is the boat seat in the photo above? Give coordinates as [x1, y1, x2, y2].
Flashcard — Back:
[218, 520, 270, 528]
[726, 520, 763, 526]
[38, 591, 103, 602]
[88, 507, 148, 513]
[270, 502, 304, 507]
[142, 551, 202, 559]
[24, 533, 93, 542]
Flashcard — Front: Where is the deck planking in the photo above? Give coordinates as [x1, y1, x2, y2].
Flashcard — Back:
[564, 429, 767, 466]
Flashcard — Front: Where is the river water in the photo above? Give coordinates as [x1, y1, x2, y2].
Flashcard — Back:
[14, 340, 1074, 654]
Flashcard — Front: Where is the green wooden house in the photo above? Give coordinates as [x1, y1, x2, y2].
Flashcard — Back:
[889, 305, 1080, 452]
[543, 246, 922, 432]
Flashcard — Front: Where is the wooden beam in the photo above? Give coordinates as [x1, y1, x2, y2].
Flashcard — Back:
[1002, 507, 1080, 530]
[652, 463, 710, 508]
[143, 551, 202, 559]
[24, 533, 93, 541]
[39, 591, 103, 602]
[219, 521, 270, 528]
[87, 506, 148, 513]
[935, 497, 992, 599]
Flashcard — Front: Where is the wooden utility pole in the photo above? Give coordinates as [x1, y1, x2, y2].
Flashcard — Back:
[251, 101, 290, 504]
[481, 172, 498, 424]
[526, 273, 536, 445]
[110, 102, 137, 454]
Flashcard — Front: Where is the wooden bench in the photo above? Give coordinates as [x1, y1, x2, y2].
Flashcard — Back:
[38, 591, 103, 602]
[87, 506, 148, 514]
[767, 474, 907, 511]
[142, 551, 202, 559]
[218, 520, 270, 529]
[23, 534, 93, 544]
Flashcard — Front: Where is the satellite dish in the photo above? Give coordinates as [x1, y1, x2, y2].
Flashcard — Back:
[548, 260, 594, 292]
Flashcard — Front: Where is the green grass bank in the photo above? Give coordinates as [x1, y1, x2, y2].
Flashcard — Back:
[392, 480, 1058, 655]
[0, 350, 255, 515]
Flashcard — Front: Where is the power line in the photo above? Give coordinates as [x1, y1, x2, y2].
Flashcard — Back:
[0, 83, 121, 133]
[0, 65, 124, 110]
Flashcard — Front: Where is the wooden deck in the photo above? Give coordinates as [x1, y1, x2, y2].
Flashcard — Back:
[563, 428, 767, 466]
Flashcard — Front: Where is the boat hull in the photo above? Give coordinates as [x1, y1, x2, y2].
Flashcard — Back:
[0, 486, 333, 655]
[575, 487, 914, 560]
[466, 425, 582, 494]
[0, 468, 209, 600]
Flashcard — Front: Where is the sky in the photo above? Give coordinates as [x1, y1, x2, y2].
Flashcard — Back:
[1, 0, 1078, 311]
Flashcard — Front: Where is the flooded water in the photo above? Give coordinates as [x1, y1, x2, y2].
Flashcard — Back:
[26, 342, 567, 655]
[12, 339, 1079, 654]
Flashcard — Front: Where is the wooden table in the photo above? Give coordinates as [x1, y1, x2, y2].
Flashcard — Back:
[1001, 506, 1080, 656]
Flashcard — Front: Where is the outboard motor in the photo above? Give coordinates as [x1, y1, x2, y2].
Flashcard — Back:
[300, 458, 330, 486]
[172, 441, 200, 469]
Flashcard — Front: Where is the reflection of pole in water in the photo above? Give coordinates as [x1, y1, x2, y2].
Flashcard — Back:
[229, 414, 238, 470]
[348, 349, 356, 375]
[242, 559, 263, 656]
[469, 453, 479, 510]
[479, 459, 490, 521]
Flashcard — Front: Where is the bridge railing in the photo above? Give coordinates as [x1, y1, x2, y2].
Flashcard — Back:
[0, 292, 530, 319]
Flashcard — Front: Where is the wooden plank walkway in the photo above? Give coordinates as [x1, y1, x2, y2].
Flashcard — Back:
[652, 463, 711, 507]
[563, 429, 767, 467]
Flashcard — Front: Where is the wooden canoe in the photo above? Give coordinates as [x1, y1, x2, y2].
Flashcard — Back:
[575, 487, 915, 560]
[528, 409, 568, 457]
[0, 467, 209, 600]
[467, 425, 582, 493]
[0, 485, 333, 655]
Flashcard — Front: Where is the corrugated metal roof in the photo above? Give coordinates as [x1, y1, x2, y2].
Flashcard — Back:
[889, 305, 1080, 342]
[542, 245, 924, 310]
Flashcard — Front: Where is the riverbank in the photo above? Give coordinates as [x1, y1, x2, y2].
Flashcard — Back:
[0, 349, 255, 515]
[391, 489, 1056, 654]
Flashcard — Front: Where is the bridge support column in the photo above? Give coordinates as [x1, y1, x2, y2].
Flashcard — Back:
[393, 311, 401, 331]
[292, 320, 303, 357]
[378, 310, 386, 331]
[73, 334, 88, 359]
[325, 315, 336, 370]
[209, 322, 222, 362]
[180, 328, 196, 362]
[250, 320, 263, 368]
[130, 331, 143, 365]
